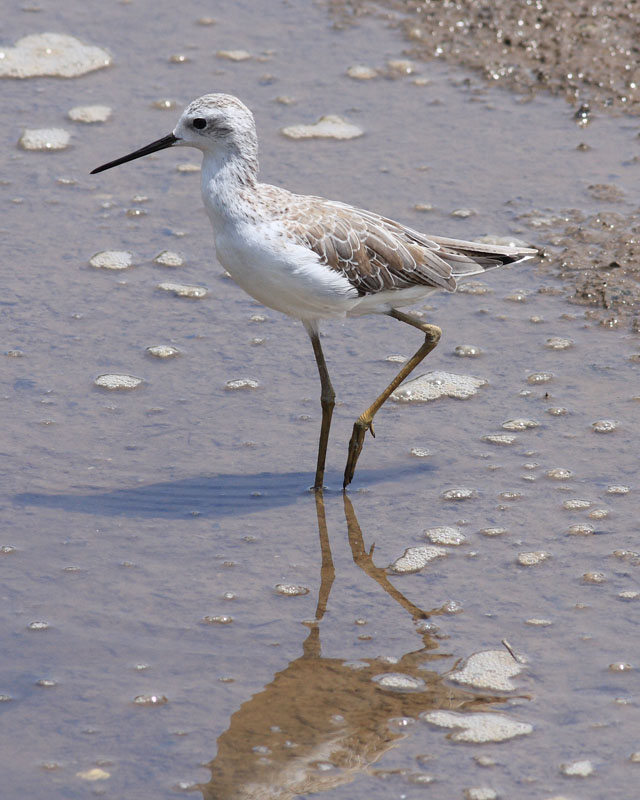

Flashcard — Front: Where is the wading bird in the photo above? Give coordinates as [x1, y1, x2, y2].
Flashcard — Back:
[91, 94, 535, 490]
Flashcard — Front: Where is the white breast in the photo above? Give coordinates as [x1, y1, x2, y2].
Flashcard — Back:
[213, 219, 359, 320]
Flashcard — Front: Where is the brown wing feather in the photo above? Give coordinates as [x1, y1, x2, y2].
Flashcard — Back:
[265, 187, 535, 297]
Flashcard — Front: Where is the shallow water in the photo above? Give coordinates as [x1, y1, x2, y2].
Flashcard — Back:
[2, 1, 639, 798]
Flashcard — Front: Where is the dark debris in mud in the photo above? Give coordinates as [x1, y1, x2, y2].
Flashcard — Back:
[521, 207, 640, 329]
[329, 0, 640, 115]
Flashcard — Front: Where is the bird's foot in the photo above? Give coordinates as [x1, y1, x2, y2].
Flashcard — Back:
[343, 417, 375, 488]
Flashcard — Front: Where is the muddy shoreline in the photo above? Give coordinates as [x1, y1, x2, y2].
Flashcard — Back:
[330, 0, 640, 327]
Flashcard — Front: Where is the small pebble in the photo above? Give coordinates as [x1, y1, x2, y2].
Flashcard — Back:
[442, 487, 477, 501]
[563, 499, 592, 510]
[455, 344, 482, 357]
[607, 485, 630, 495]
[546, 468, 572, 480]
[560, 759, 594, 777]
[567, 523, 594, 536]
[146, 345, 180, 358]
[592, 419, 618, 433]
[76, 768, 110, 781]
[133, 694, 168, 706]
[517, 551, 550, 566]
[546, 337, 573, 350]
[409, 447, 431, 458]
[274, 583, 309, 596]
[502, 418, 539, 431]
[225, 378, 260, 390]
[482, 434, 516, 446]
[216, 49, 251, 61]
[464, 788, 497, 800]
[527, 372, 553, 384]
[157, 282, 208, 298]
[479, 527, 507, 537]
[346, 64, 377, 80]
[582, 572, 605, 584]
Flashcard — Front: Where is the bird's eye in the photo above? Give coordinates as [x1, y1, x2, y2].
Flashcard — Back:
[192, 118, 207, 130]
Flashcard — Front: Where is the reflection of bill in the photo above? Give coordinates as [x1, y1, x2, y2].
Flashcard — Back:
[199, 494, 507, 800]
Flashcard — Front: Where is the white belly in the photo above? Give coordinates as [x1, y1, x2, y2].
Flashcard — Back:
[213, 221, 359, 320]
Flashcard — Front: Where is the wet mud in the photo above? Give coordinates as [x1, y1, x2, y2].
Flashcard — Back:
[331, 0, 640, 322]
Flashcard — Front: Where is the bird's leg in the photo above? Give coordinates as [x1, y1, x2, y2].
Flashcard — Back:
[305, 322, 336, 491]
[343, 309, 441, 489]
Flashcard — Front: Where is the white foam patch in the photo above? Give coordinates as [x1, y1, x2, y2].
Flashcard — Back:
[449, 650, 524, 691]
[282, 115, 363, 140]
[0, 33, 111, 78]
[390, 545, 446, 574]
[89, 251, 133, 270]
[19, 128, 70, 151]
[68, 104, 112, 123]
[391, 371, 487, 402]
[94, 374, 142, 390]
[423, 710, 532, 743]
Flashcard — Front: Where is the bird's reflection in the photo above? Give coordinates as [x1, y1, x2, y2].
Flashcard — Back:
[200, 493, 502, 800]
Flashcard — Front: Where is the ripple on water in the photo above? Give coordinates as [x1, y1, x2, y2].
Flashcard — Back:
[0, 33, 111, 78]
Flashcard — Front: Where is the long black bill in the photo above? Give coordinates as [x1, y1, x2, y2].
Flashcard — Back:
[90, 133, 179, 174]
